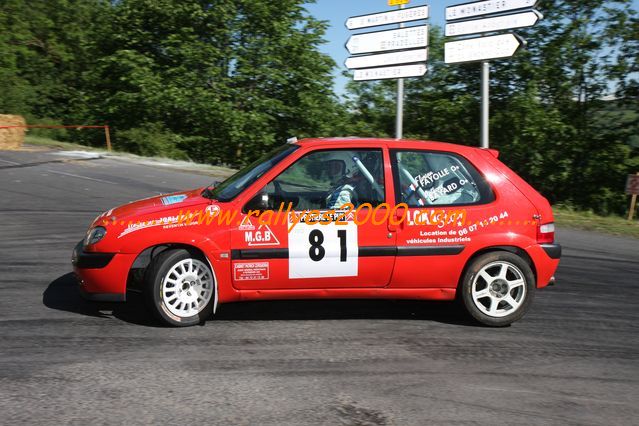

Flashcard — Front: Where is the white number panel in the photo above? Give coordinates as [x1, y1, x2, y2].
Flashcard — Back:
[288, 222, 358, 279]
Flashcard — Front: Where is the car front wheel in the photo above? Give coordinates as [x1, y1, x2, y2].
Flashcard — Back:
[461, 251, 535, 327]
[145, 248, 215, 327]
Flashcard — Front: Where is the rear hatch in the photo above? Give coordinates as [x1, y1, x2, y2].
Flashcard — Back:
[478, 149, 554, 223]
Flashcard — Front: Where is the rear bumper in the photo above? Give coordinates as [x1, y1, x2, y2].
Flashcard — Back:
[541, 243, 562, 259]
[526, 243, 561, 288]
[72, 240, 133, 301]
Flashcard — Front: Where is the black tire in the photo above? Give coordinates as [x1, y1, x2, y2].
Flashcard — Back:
[144, 248, 215, 327]
[460, 251, 535, 327]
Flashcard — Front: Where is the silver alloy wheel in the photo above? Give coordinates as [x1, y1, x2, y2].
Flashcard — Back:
[161, 258, 213, 318]
[471, 261, 527, 318]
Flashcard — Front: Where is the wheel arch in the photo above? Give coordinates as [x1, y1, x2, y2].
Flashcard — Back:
[126, 242, 219, 313]
[457, 245, 537, 294]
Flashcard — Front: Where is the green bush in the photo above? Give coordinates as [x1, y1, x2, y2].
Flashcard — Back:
[25, 117, 69, 141]
[115, 123, 189, 160]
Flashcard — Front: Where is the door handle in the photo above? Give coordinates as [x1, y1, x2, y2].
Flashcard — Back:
[388, 208, 406, 232]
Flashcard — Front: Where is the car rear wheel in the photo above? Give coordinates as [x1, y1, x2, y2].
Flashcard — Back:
[461, 251, 535, 327]
[144, 248, 215, 327]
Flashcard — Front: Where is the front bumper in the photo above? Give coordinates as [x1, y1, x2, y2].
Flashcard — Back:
[72, 240, 115, 269]
[72, 240, 134, 301]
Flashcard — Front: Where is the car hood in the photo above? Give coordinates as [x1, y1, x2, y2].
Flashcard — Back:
[94, 188, 209, 225]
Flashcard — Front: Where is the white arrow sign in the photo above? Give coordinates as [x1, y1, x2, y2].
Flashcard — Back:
[446, 0, 538, 21]
[446, 10, 542, 36]
[345, 48, 428, 70]
[346, 6, 429, 30]
[354, 64, 427, 81]
[444, 33, 525, 64]
[346, 25, 429, 55]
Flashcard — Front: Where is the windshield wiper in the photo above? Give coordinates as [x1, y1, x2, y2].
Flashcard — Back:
[202, 181, 220, 199]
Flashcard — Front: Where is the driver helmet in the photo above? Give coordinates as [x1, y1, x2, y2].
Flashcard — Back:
[323, 151, 353, 183]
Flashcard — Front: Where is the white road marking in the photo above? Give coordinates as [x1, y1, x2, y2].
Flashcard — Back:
[0, 158, 21, 165]
[44, 169, 118, 185]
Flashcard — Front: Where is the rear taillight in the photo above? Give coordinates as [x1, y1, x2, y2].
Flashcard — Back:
[537, 222, 555, 244]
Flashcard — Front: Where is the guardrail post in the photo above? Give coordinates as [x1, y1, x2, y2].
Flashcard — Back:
[104, 125, 112, 152]
[628, 172, 639, 221]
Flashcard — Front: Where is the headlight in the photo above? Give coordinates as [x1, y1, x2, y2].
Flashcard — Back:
[85, 226, 107, 246]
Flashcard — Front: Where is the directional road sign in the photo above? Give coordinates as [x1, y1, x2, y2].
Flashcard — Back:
[345, 48, 428, 70]
[446, 0, 538, 21]
[445, 10, 542, 36]
[389, 0, 410, 5]
[354, 63, 427, 81]
[626, 174, 639, 195]
[444, 33, 525, 64]
[346, 6, 429, 30]
[346, 25, 429, 55]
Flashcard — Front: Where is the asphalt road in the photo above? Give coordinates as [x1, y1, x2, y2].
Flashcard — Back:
[1, 147, 638, 425]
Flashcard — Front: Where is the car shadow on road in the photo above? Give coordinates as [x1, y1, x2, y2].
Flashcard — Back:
[44, 272, 480, 327]
[43, 272, 158, 326]
[214, 299, 478, 326]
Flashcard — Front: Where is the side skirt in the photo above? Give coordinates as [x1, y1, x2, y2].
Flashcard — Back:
[234, 287, 456, 302]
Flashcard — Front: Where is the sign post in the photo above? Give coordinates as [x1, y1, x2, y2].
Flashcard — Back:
[345, 49, 428, 69]
[444, 33, 525, 63]
[445, 0, 541, 148]
[445, 10, 542, 37]
[346, 5, 428, 30]
[354, 64, 427, 81]
[446, 0, 538, 20]
[346, 0, 429, 140]
[626, 172, 639, 220]
[481, 61, 489, 148]
[396, 3, 406, 140]
[345, 26, 428, 56]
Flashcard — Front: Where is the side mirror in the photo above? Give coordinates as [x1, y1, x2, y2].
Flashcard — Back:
[244, 192, 271, 214]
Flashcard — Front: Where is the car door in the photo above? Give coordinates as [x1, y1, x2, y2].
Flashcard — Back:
[389, 148, 496, 288]
[230, 146, 396, 290]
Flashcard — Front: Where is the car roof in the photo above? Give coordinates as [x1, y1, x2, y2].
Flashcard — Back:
[294, 137, 484, 155]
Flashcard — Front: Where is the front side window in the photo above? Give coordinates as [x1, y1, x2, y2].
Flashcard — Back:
[249, 149, 385, 211]
[392, 150, 494, 207]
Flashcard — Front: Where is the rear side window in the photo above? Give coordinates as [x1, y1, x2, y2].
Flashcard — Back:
[391, 150, 494, 207]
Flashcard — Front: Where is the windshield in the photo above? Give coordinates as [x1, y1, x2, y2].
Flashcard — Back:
[204, 144, 298, 202]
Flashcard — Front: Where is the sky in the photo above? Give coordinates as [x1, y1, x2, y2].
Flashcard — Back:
[304, 0, 639, 97]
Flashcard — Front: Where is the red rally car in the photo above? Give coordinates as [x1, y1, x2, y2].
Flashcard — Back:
[72, 138, 561, 327]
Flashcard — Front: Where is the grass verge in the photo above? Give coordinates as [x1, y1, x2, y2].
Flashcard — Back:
[553, 206, 639, 239]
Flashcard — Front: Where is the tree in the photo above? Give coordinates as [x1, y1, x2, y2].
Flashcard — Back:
[81, 0, 345, 164]
[0, 0, 104, 123]
[488, 0, 638, 213]
[345, 1, 638, 214]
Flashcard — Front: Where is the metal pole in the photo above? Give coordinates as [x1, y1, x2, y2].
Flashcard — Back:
[395, 4, 405, 140]
[480, 61, 490, 148]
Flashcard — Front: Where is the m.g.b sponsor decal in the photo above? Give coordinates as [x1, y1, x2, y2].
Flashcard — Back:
[244, 224, 280, 246]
